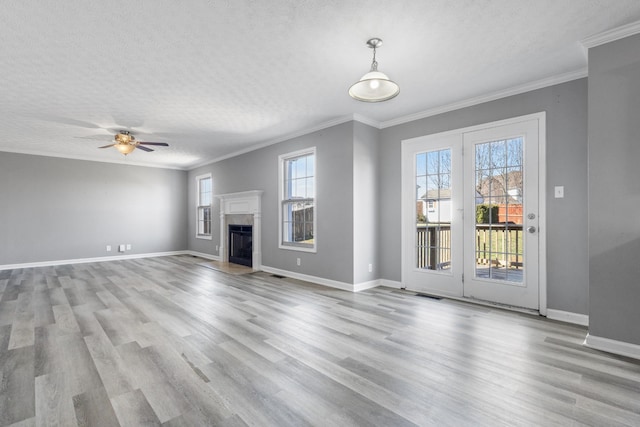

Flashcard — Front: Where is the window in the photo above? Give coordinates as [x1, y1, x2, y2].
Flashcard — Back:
[196, 174, 212, 239]
[279, 148, 316, 251]
[416, 148, 452, 270]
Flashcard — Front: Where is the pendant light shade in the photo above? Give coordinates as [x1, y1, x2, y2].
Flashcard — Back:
[349, 38, 399, 102]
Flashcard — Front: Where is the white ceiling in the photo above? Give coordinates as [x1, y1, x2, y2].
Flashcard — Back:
[2, 1, 640, 170]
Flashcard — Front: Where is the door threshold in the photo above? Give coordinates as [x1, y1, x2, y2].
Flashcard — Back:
[461, 296, 540, 316]
[404, 288, 540, 317]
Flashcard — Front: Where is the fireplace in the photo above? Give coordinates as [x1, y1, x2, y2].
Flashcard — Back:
[217, 190, 263, 270]
[228, 225, 253, 267]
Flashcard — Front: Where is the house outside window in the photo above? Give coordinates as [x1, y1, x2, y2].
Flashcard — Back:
[196, 174, 212, 239]
[279, 148, 316, 252]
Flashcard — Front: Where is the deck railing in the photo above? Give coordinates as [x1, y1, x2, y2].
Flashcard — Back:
[416, 223, 523, 270]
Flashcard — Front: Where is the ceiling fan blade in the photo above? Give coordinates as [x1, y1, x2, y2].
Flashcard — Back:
[29, 113, 103, 129]
[75, 134, 114, 141]
[110, 113, 144, 130]
[137, 145, 154, 152]
[98, 144, 115, 148]
[138, 142, 169, 146]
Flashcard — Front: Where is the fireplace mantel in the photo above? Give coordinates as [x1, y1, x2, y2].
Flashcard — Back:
[216, 190, 263, 269]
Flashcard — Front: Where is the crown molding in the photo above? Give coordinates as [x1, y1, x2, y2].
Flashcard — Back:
[188, 114, 375, 170]
[190, 67, 587, 169]
[379, 68, 587, 129]
[0, 147, 187, 170]
[6, 63, 588, 173]
[581, 20, 640, 49]
[352, 113, 381, 129]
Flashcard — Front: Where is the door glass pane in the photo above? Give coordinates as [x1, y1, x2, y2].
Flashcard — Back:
[416, 148, 452, 271]
[474, 138, 524, 283]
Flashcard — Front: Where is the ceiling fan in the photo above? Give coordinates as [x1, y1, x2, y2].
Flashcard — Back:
[99, 131, 169, 155]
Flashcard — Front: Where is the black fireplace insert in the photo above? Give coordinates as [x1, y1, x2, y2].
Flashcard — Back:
[228, 224, 252, 267]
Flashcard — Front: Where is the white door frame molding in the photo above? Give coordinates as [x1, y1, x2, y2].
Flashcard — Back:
[401, 112, 547, 315]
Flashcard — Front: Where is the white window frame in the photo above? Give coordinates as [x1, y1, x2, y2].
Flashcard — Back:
[278, 147, 317, 252]
[196, 173, 213, 240]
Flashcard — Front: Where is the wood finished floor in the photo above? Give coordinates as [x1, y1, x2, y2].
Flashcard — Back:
[196, 261, 255, 276]
[1, 255, 639, 426]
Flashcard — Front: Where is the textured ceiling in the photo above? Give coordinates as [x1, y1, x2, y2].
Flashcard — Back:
[1, 1, 640, 169]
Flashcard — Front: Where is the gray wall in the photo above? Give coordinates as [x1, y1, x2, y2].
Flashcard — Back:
[353, 121, 380, 284]
[187, 79, 589, 308]
[588, 34, 640, 344]
[188, 122, 357, 284]
[379, 79, 589, 314]
[0, 152, 188, 265]
[2, 78, 590, 315]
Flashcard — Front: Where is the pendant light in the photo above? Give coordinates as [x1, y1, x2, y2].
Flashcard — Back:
[349, 38, 399, 102]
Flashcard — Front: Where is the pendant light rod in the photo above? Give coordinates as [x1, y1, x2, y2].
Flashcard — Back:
[367, 38, 382, 71]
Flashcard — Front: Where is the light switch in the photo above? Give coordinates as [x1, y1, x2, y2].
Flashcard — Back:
[554, 186, 564, 198]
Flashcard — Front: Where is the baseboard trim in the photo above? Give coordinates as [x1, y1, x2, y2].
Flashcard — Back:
[260, 265, 380, 292]
[0, 251, 189, 271]
[584, 333, 640, 360]
[353, 279, 381, 292]
[185, 250, 221, 262]
[546, 309, 589, 326]
[0, 253, 378, 293]
[379, 279, 403, 289]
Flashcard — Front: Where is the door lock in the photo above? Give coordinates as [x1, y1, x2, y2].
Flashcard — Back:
[527, 226, 537, 234]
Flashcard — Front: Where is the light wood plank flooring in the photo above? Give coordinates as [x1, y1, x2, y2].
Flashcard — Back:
[1, 255, 639, 426]
[197, 261, 255, 276]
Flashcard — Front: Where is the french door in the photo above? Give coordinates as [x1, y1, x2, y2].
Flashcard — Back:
[401, 132, 463, 297]
[401, 113, 545, 311]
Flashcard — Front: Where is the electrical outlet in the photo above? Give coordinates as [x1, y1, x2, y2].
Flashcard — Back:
[118, 244, 125, 252]
[368, 263, 373, 273]
[126, 244, 132, 250]
[106, 245, 111, 252]
[296, 258, 301, 266]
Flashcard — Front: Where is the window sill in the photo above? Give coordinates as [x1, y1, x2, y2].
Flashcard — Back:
[279, 243, 316, 253]
[196, 234, 213, 240]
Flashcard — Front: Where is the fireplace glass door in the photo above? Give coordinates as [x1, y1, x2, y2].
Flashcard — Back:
[229, 225, 253, 267]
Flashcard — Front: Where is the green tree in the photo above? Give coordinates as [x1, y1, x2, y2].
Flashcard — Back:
[476, 204, 499, 224]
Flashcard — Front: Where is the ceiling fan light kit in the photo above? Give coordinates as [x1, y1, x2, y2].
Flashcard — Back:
[349, 38, 400, 103]
[115, 142, 136, 155]
[115, 131, 134, 145]
[98, 130, 169, 156]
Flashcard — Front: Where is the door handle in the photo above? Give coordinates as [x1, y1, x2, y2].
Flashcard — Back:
[527, 226, 536, 234]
